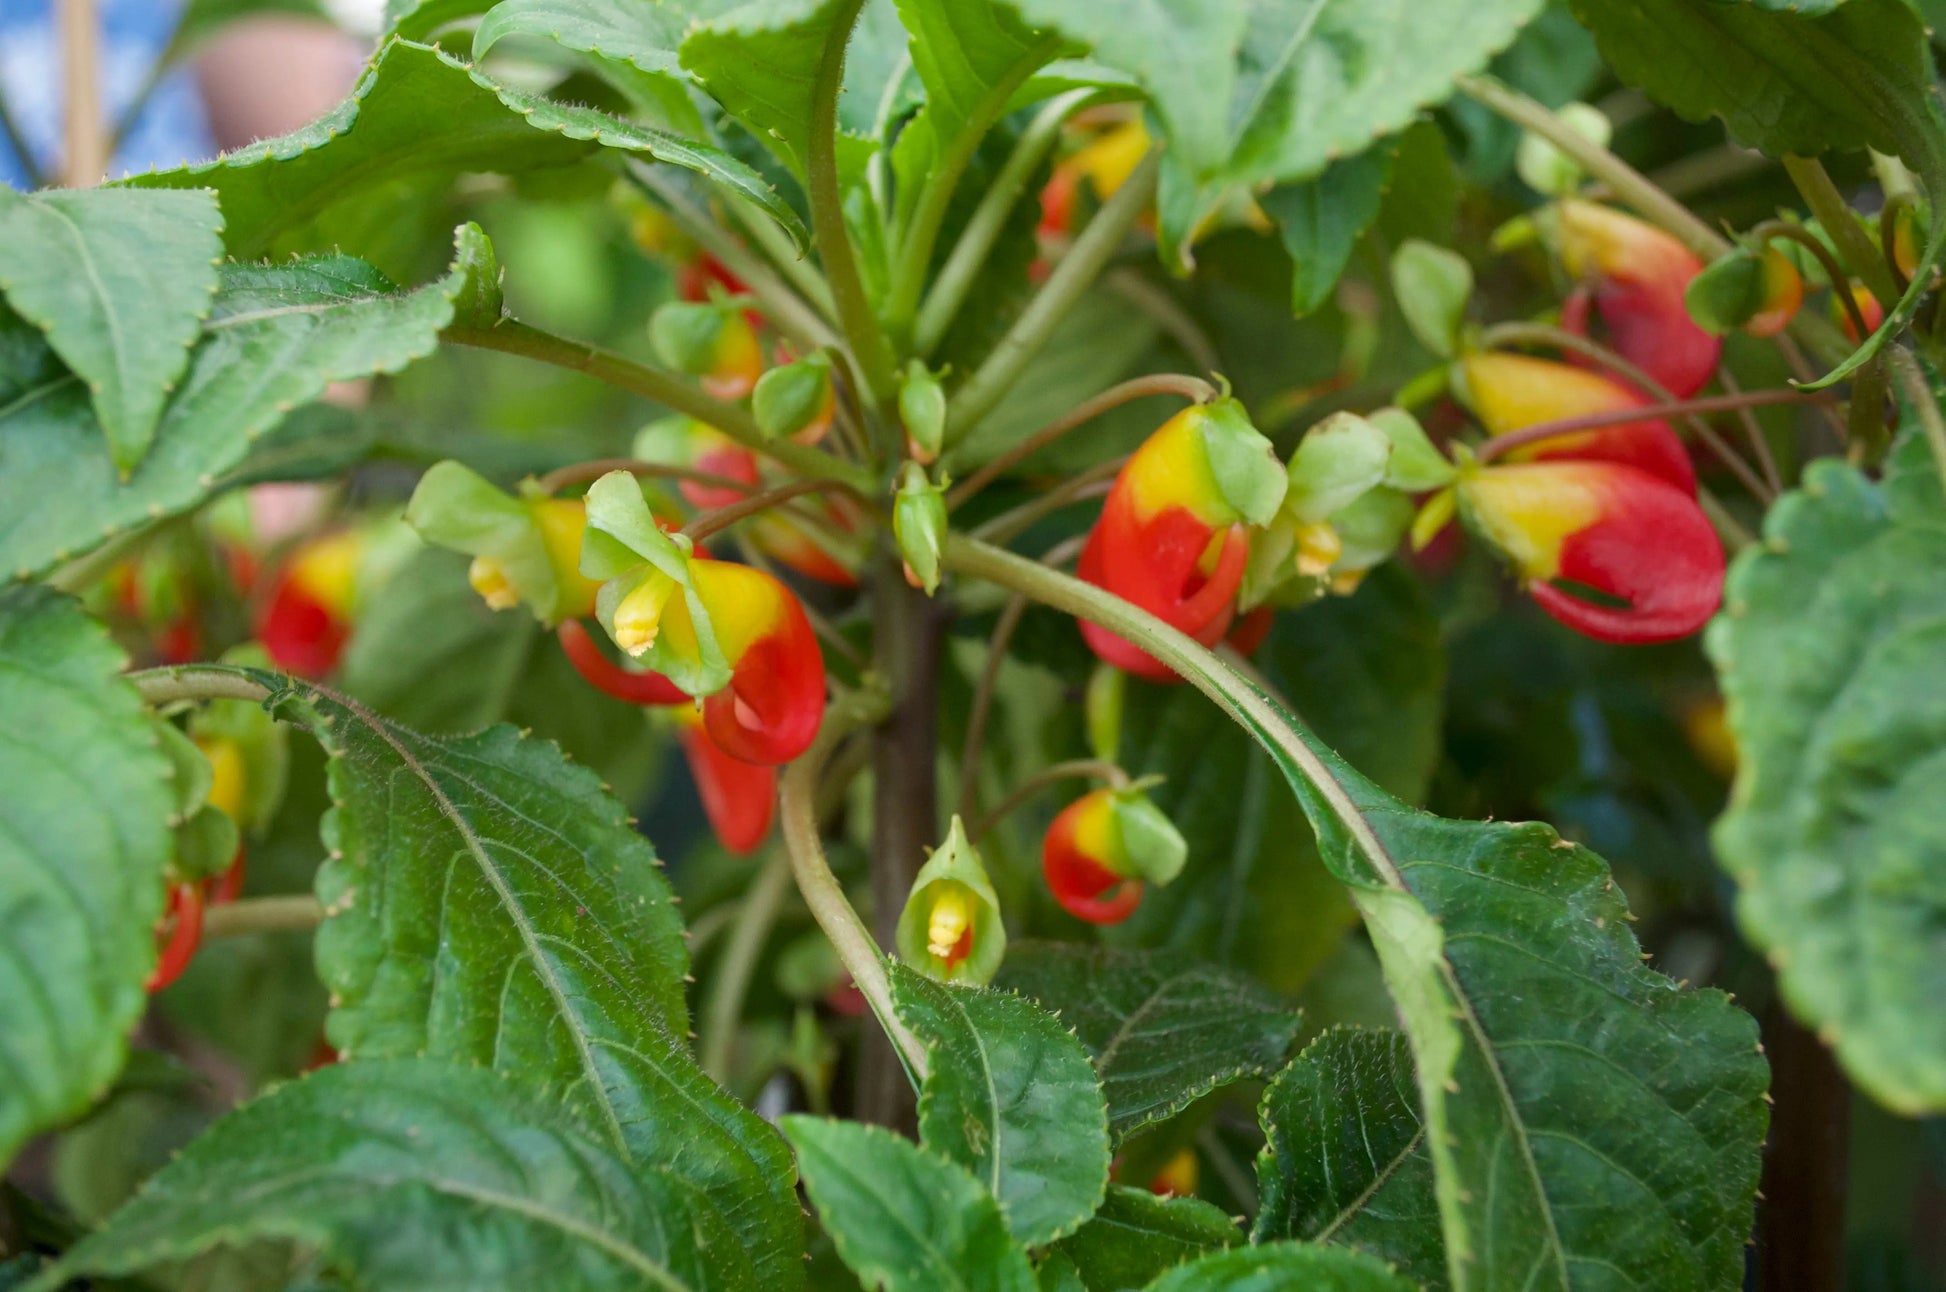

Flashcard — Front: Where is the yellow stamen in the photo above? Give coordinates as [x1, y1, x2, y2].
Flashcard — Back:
[926, 887, 972, 962]
[468, 556, 520, 610]
[1293, 521, 1343, 577]
[613, 571, 677, 657]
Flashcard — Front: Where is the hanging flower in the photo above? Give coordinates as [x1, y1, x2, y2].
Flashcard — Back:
[896, 817, 1006, 985]
[1685, 244, 1804, 339]
[1040, 117, 1153, 240]
[752, 352, 837, 446]
[1078, 400, 1286, 681]
[1455, 351, 1695, 490]
[1548, 198, 1720, 398]
[255, 528, 366, 676]
[582, 471, 825, 765]
[1444, 457, 1724, 643]
[1042, 784, 1186, 925]
[405, 461, 604, 625]
[649, 300, 764, 401]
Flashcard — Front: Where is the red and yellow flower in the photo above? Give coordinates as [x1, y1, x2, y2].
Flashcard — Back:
[1549, 199, 1720, 398]
[1042, 784, 1186, 925]
[649, 300, 763, 401]
[256, 528, 366, 677]
[1456, 351, 1694, 490]
[1078, 400, 1286, 681]
[404, 461, 604, 626]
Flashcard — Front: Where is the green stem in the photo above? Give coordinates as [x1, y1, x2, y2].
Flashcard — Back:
[1782, 155, 1900, 309]
[915, 88, 1093, 355]
[968, 456, 1123, 546]
[807, 0, 898, 409]
[885, 35, 1065, 339]
[626, 161, 838, 353]
[727, 195, 840, 321]
[130, 666, 273, 707]
[682, 479, 869, 544]
[441, 318, 874, 492]
[945, 148, 1163, 447]
[1455, 74, 1728, 261]
[1889, 347, 1946, 491]
[778, 686, 927, 1077]
[955, 593, 1027, 821]
[945, 373, 1216, 509]
[700, 854, 794, 1082]
[1697, 488, 1755, 554]
[203, 894, 324, 939]
[1105, 267, 1220, 374]
[966, 759, 1127, 842]
[536, 458, 759, 498]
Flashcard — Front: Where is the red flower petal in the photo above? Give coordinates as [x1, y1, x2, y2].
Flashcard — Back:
[558, 620, 687, 705]
[679, 722, 777, 854]
[1043, 795, 1145, 924]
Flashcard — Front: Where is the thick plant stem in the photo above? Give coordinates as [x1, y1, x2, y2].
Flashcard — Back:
[1783, 155, 1900, 309]
[858, 557, 944, 1128]
[204, 894, 325, 939]
[946, 374, 1217, 509]
[946, 149, 1163, 447]
[808, 0, 898, 408]
[915, 88, 1093, 355]
[441, 318, 874, 492]
[700, 854, 793, 1082]
[1455, 74, 1728, 261]
[778, 686, 926, 1082]
[59, 0, 103, 186]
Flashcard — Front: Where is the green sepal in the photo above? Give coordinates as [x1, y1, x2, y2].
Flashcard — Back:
[186, 643, 289, 838]
[580, 471, 692, 584]
[1107, 790, 1187, 887]
[899, 360, 947, 461]
[892, 462, 948, 596]
[1391, 238, 1473, 358]
[447, 221, 505, 330]
[1085, 664, 1125, 763]
[895, 816, 1006, 986]
[1329, 486, 1416, 573]
[172, 804, 240, 885]
[1514, 101, 1610, 198]
[1194, 399, 1287, 526]
[1368, 408, 1456, 491]
[151, 719, 213, 825]
[1286, 412, 1392, 524]
[648, 300, 733, 375]
[405, 460, 559, 620]
[1684, 247, 1768, 336]
[593, 567, 731, 699]
[752, 353, 831, 440]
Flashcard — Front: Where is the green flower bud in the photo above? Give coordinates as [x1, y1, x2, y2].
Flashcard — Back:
[1107, 788, 1188, 886]
[1514, 102, 1611, 198]
[899, 359, 947, 464]
[895, 816, 1005, 985]
[648, 301, 731, 374]
[892, 462, 947, 596]
[1196, 397, 1288, 526]
[1390, 239, 1473, 359]
[151, 720, 241, 884]
[752, 353, 834, 441]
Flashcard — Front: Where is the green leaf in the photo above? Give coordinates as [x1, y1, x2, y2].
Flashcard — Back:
[1004, 0, 1547, 256]
[0, 588, 173, 1171]
[1051, 1185, 1238, 1291]
[1252, 1028, 1441, 1286]
[129, 38, 806, 258]
[891, 965, 1111, 1246]
[679, 0, 851, 179]
[1390, 239, 1473, 359]
[0, 236, 471, 582]
[36, 1059, 757, 1292]
[995, 944, 1300, 1142]
[1706, 428, 1946, 1114]
[1263, 144, 1393, 317]
[1141, 1242, 1418, 1292]
[269, 681, 801, 1289]
[0, 188, 223, 475]
[1561, 0, 1946, 390]
[474, 0, 699, 124]
[896, 0, 1061, 146]
[782, 1116, 1037, 1292]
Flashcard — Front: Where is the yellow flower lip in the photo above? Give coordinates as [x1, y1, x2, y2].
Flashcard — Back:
[613, 571, 678, 657]
[467, 556, 520, 610]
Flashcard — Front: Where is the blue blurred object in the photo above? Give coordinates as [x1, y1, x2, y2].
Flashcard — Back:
[0, 0, 214, 189]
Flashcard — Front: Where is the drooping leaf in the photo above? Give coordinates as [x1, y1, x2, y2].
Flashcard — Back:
[1001, 0, 1548, 258]
[1264, 144, 1393, 317]
[948, 536, 1771, 1292]
[1564, 0, 1946, 388]
[1253, 1028, 1442, 1286]
[473, 0, 705, 128]
[995, 943, 1300, 1142]
[129, 37, 806, 258]
[268, 679, 801, 1288]
[34, 1059, 757, 1292]
[1707, 426, 1946, 1114]
[0, 588, 172, 1171]
[0, 228, 483, 582]
[0, 188, 223, 474]
[891, 965, 1110, 1246]
[1051, 1185, 1239, 1291]
[782, 1116, 1037, 1292]
[1141, 1241, 1418, 1292]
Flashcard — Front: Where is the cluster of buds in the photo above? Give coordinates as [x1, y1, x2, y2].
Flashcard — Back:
[407, 463, 826, 857]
